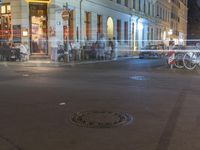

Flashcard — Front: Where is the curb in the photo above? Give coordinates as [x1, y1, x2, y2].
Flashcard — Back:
[0, 56, 139, 67]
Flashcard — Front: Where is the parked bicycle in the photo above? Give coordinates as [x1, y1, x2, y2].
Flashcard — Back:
[183, 51, 200, 70]
[174, 52, 185, 69]
[166, 51, 185, 69]
[167, 44, 200, 70]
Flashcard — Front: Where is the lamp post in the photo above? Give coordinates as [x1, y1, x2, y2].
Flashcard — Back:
[135, 17, 140, 51]
[168, 29, 173, 46]
[62, 3, 70, 62]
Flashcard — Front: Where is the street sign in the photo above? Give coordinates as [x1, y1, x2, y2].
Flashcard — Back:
[62, 10, 69, 21]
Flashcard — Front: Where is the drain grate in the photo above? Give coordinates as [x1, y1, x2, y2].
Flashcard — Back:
[70, 111, 133, 128]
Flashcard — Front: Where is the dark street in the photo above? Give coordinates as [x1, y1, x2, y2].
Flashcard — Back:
[0, 59, 200, 150]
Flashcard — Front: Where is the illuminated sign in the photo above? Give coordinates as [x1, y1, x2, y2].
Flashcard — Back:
[25, 0, 51, 3]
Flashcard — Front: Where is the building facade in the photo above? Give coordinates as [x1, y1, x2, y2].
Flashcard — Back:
[187, 0, 200, 43]
[0, 0, 188, 58]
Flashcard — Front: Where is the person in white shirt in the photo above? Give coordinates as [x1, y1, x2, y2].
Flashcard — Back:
[96, 34, 106, 60]
[112, 37, 118, 60]
[16, 43, 29, 61]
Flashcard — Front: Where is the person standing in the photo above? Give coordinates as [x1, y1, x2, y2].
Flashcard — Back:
[98, 34, 106, 60]
[112, 37, 118, 60]
[108, 38, 113, 52]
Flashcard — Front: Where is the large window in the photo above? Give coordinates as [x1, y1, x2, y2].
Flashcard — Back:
[151, 28, 154, 41]
[117, 0, 121, 4]
[84, 12, 91, 40]
[124, 21, 128, 44]
[117, 19, 121, 42]
[69, 10, 74, 41]
[125, 0, 128, 7]
[107, 17, 114, 39]
[97, 15, 102, 38]
[133, 0, 136, 9]
[139, 0, 141, 11]
[0, 3, 11, 44]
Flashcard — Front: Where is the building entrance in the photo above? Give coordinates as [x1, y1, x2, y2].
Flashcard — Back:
[29, 3, 48, 54]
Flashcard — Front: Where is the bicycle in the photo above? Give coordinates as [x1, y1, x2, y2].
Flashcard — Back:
[174, 52, 185, 69]
[166, 51, 185, 69]
[183, 51, 200, 70]
[173, 45, 186, 69]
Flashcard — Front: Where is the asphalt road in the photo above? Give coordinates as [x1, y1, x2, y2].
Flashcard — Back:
[0, 58, 200, 150]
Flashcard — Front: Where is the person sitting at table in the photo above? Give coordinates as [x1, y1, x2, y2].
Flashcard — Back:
[2, 42, 11, 61]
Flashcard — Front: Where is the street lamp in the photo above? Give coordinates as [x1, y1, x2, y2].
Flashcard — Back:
[168, 29, 173, 36]
[62, 2, 70, 62]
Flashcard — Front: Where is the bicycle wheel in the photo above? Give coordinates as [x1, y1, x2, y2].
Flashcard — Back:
[183, 52, 197, 70]
[174, 53, 184, 69]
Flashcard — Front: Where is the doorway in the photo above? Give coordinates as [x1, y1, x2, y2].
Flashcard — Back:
[29, 3, 48, 54]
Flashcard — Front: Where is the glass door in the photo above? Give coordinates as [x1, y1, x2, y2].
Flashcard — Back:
[29, 3, 48, 54]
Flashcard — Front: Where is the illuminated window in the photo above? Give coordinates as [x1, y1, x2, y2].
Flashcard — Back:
[97, 15, 102, 38]
[0, 4, 11, 43]
[1, 6, 6, 14]
[84, 12, 91, 40]
[117, 19, 121, 42]
[124, 21, 128, 43]
[7, 5, 11, 13]
[107, 17, 114, 39]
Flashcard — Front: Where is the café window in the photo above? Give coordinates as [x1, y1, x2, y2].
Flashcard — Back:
[0, 4, 11, 43]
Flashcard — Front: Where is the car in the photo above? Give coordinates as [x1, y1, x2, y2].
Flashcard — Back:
[139, 45, 164, 59]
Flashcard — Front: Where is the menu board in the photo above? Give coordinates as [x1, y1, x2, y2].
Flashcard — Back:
[13, 25, 21, 43]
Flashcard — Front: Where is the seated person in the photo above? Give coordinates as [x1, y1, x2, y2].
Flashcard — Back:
[15, 43, 29, 61]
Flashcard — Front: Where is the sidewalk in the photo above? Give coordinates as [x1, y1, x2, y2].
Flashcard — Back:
[0, 56, 139, 67]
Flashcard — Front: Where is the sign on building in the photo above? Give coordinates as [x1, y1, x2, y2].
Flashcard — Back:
[62, 10, 69, 21]
[13, 25, 21, 43]
[25, 0, 51, 3]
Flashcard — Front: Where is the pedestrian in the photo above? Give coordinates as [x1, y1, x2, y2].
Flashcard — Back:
[90, 42, 97, 60]
[108, 38, 113, 52]
[97, 34, 106, 60]
[96, 41, 100, 60]
[112, 37, 118, 60]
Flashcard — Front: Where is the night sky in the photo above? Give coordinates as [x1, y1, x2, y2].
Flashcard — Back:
[188, 0, 200, 40]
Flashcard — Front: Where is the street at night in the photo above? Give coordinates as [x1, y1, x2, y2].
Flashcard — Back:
[0, 59, 200, 150]
[0, 0, 199, 149]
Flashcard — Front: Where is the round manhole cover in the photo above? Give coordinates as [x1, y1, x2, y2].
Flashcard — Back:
[70, 111, 133, 128]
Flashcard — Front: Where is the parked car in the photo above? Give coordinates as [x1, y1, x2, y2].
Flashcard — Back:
[139, 44, 165, 59]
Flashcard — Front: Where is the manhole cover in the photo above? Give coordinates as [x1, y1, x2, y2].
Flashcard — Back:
[130, 76, 146, 81]
[70, 111, 133, 128]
